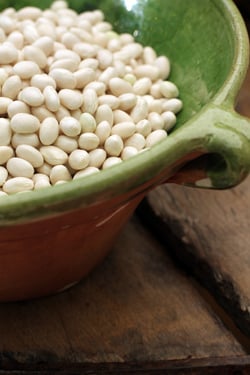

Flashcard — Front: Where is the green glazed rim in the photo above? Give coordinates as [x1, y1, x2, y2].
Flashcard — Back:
[0, 0, 250, 224]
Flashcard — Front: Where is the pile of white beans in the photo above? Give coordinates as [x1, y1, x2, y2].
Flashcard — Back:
[0, 0, 182, 195]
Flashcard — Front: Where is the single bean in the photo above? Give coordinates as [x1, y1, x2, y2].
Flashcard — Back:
[3, 177, 34, 194]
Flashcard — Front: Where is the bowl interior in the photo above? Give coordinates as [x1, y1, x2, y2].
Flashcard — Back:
[1, 0, 242, 126]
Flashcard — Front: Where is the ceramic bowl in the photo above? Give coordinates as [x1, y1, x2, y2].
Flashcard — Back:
[0, 0, 250, 301]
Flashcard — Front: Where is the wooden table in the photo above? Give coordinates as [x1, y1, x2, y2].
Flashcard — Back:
[1, 5, 250, 375]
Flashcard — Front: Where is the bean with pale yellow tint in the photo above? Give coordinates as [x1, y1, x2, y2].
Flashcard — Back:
[12, 133, 40, 148]
[104, 134, 123, 156]
[2, 75, 22, 100]
[161, 111, 177, 131]
[59, 89, 83, 110]
[73, 166, 99, 179]
[108, 77, 133, 96]
[50, 165, 72, 185]
[102, 156, 122, 169]
[39, 117, 59, 145]
[31, 74, 57, 90]
[124, 133, 146, 151]
[82, 88, 98, 114]
[0, 146, 14, 164]
[148, 112, 165, 130]
[3, 177, 34, 194]
[0, 97, 12, 115]
[0, 43, 18, 64]
[33, 173, 51, 189]
[16, 144, 44, 168]
[0, 167, 8, 186]
[68, 149, 89, 170]
[19, 87, 44, 107]
[130, 97, 148, 123]
[95, 121, 111, 144]
[111, 122, 136, 139]
[80, 113, 97, 132]
[23, 45, 47, 69]
[7, 157, 34, 178]
[88, 148, 106, 168]
[60, 116, 81, 137]
[98, 94, 120, 110]
[95, 104, 113, 125]
[10, 113, 40, 134]
[0, 118, 11, 146]
[7, 101, 30, 118]
[40, 145, 68, 166]
[74, 68, 96, 89]
[78, 132, 99, 151]
[13, 61, 40, 79]
[31, 106, 55, 122]
[121, 146, 138, 160]
[49, 68, 77, 89]
[146, 129, 167, 147]
[43, 86, 60, 112]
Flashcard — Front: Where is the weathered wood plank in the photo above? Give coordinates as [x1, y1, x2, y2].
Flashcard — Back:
[0, 217, 246, 372]
[137, 175, 250, 337]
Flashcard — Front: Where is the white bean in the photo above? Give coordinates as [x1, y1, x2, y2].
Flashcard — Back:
[161, 98, 183, 114]
[0, 43, 18, 64]
[33, 173, 51, 189]
[133, 77, 152, 96]
[160, 81, 179, 98]
[7, 157, 34, 178]
[23, 45, 47, 69]
[19, 87, 44, 107]
[31, 74, 57, 90]
[8, 100, 30, 118]
[0, 166, 8, 186]
[36, 162, 52, 176]
[130, 97, 148, 123]
[108, 77, 133, 96]
[135, 119, 152, 137]
[60, 116, 81, 137]
[0, 97, 12, 114]
[95, 104, 113, 125]
[40, 146, 68, 166]
[95, 121, 111, 144]
[17, 6, 42, 20]
[33, 36, 54, 56]
[79, 113, 97, 132]
[161, 111, 177, 131]
[50, 58, 79, 72]
[118, 93, 137, 111]
[55, 106, 71, 122]
[0, 146, 14, 164]
[154, 56, 171, 79]
[73, 166, 99, 179]
[0, 118, 11, 146]
[49, 68, 77, 89]
[13, 61, 40, 79]
[43, 86, 60, 112]
[88, 148, 106, 168]
[148, 112, 165, 130]
[0, 68, 8, 86]
[68, 149, 89, 170]
[78, 58, 99, 70]
[98, 94, 120, 110]
[32, 106, 55, 122]
[102, 156, 122, 169]
[16, 144, 44, 168]
[111, 122, 136, 139]
[85, 81, 106, 96]
[113, 109, 132, 124]
[121, 146, 138, 160]
[124, 133, 146, 151]
[146, 129, 167, 147]
[11, 113, 40, 134]
[78, 133, 99, 151]
[39, 117, 59, 145]
[50, 165, 72, 185]
[3, 177, 34, 194]
[74, 68, 96, 89]
[143, 46, 157, 64]
[104, 135, 123, 156]
[12, 133, 40, 148]
[2, 75, 22, 100]
[55, 135, 78, 153]
[81, 88, 98, 114]
[59, 89, 83, 110]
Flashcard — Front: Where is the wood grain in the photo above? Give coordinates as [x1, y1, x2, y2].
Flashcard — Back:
[0, 217, 246, 373]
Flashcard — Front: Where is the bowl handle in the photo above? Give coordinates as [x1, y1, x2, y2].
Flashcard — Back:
[167, 105, 250, 189]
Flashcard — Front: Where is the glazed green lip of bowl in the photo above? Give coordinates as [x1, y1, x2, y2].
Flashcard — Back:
[0, 0, 250, 301]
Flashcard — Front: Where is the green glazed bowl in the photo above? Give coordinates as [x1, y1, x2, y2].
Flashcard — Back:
[0, 0, 250, 301]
